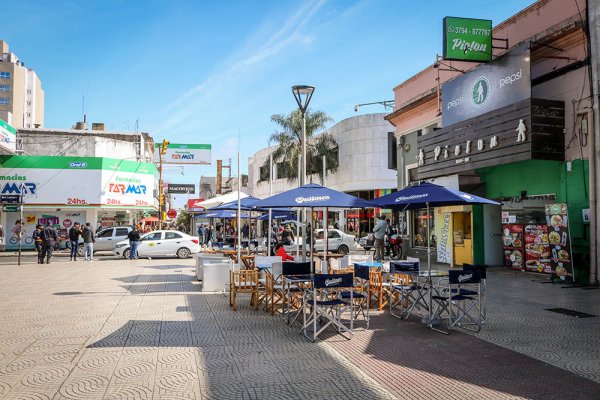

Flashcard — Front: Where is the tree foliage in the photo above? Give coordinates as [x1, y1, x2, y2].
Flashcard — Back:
[262, 109, 338, 183]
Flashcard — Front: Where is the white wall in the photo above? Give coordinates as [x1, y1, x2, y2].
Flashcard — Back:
[248, 113, 397, 197]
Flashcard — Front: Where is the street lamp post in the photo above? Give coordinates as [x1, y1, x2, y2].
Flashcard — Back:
[292, 85, 314, 261]
[158, 139, 170, 230]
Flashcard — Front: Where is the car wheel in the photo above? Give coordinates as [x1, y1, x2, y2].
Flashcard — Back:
[176, 247, 191, 259]
[77, 244, 85, 257]
[338, 244, 349, 255]
[123, 248, 130, 259]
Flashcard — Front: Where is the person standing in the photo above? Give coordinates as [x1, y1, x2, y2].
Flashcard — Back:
[373, 214, 387, 261]
[241, 222, 249, 239]
[41, 223, 58, 264]
[32, 224, 44, 264]
[281, 224, 295, 245]
[81, 222, 95, 261]
[68, 222, 82, 261]
[198, 224, 205, 246]
[127, 224, 141, 260]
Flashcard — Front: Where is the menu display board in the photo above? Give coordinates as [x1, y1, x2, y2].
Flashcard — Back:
[545, 204, 574, 281]
[502, 224, 524, 270]
[524, 225, 552, 273]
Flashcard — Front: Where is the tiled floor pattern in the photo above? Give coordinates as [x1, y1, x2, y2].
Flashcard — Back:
[0, 257, 598, 399]
[0, 258, 394, 399]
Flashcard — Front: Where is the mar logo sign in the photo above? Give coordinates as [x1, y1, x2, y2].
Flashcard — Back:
[471, 76, 490, 108]
[1, 182, 37, 194]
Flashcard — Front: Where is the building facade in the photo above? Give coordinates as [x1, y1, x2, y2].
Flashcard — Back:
[248, 113, 396, 231]
[0, 40, 44, 129]
[0, 126, 157, 249]
[387, 0, 592, 282]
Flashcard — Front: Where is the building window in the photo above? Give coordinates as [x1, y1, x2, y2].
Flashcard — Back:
[0, 98, 10, 105]
[413, 208, 434, 248]
[27, 101, 31, 106]
[27, 112, 31, 117]
[0, 72, 10, 79]
[0, 85, 10, 92]
[26, 89, 32, 94]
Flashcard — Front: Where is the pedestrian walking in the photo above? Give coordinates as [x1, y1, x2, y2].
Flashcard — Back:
[68, 222, 82, 261]
[373, 214, 387, 261]
[81, 222, 95, 261]
[205, 225, 214, 247]
[241, 222, 249, 239]
[41, 223, 58, 264]
[32, 224, 44, 264]
[127, 224, 141, 260]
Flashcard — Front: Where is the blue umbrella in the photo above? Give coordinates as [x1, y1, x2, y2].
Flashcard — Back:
[369, 181, 499, 329]
[195, 210, 251, 219]
[257, 211, 296, 221]
[253, 184, 372, 208]
[211, 196, 262, 211]
[369, 182, 500, 209]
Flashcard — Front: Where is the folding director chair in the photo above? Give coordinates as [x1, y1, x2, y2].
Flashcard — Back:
[303, 273, 354, 342]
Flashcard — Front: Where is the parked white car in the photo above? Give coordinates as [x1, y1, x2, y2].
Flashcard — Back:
[283, 228, 357, 255]
[113, 230, 200, 259]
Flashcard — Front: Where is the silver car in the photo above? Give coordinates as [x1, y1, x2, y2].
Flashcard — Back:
[77, 226, 132, 256]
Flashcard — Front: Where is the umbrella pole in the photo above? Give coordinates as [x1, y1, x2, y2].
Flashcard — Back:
[310, 207, 314, 273]
[427, 202, 432, 326]
[237, 152, 241, 264]
[268, 209, 272, 256]
[324, 207, 328, 270]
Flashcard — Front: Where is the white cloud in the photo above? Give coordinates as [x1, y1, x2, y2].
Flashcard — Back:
[153, 0, 327, 134]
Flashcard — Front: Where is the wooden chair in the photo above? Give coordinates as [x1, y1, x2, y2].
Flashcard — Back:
[230, 269, 259, 311]
[368, 269, 390, 310]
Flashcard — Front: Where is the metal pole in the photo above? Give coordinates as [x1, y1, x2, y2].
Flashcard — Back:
[427, 203, 432, 325]
[301, 111, 307, 262]
[17, 184, 24, 266]
[268, 153, 273, 256]
[237, 152, 241, 264]
[158, 145, 163, 230]
[588, 0, 600, 285]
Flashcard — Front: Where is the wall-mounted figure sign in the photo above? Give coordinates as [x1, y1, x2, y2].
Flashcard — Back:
[516, 119, 527, 142]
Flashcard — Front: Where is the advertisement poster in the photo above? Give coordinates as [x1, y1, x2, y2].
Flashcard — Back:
[0, 156, 155, 208]
[545, 204, 574, 281]
[0, 119, 16, 154]
[435, 211, 452, 263]
[154, 143, 211, 165]
[5, 211, 87, 250]
[502, 224, 524, 270]
[524, 225, 552, 273]
[443, 17, 492, 62]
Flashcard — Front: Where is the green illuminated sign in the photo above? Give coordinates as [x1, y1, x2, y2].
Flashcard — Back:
[443, 17, 492, 62]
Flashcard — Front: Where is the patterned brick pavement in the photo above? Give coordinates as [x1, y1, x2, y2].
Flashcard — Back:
[0, 255, 598, 399]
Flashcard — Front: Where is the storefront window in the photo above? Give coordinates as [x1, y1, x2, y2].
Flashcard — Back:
[413, 208, 435, 247]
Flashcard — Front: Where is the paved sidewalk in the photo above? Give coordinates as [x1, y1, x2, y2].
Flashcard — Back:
[0, 257, 598, 399]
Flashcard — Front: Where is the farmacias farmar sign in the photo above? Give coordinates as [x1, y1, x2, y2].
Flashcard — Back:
[154, 143, 211, 165]
[442, 43, 531, 127]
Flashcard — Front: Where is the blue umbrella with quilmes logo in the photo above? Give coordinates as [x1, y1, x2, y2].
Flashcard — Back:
[254, 184, 373, 270]
[369, 181, 500, 328]
[257, 210, 296, 221]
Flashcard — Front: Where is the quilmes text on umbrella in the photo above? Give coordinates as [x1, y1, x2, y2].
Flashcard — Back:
[294, 196, 331, 204]
[394, 194, 428, 202]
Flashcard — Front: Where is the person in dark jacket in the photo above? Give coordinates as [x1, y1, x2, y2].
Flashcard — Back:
[68, 222, 82, 261]
[41, 223, 58, 264]
[81, 223, 95, 261]
[32, 224, 44, 264]
[127, 224, 141, 260]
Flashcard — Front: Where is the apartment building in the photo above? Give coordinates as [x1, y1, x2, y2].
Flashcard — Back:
[0, 40, 44, 129]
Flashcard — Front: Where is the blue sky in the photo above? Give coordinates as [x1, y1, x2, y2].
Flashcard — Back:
[3, 0, 533, 206]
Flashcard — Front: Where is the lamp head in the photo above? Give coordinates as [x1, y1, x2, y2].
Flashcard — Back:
[354, 105, 359, 112]
[291, 85, 315, 113]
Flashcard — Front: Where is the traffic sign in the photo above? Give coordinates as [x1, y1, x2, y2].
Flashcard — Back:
[1, 195, 21, 204]
[167, 209, 177, 219]
[2, 205, 21, 212]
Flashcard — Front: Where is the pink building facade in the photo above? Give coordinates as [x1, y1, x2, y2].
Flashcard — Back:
[386, 0, 592, 282]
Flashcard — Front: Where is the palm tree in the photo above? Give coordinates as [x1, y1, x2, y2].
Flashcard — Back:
[263, 109, 338, 183]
